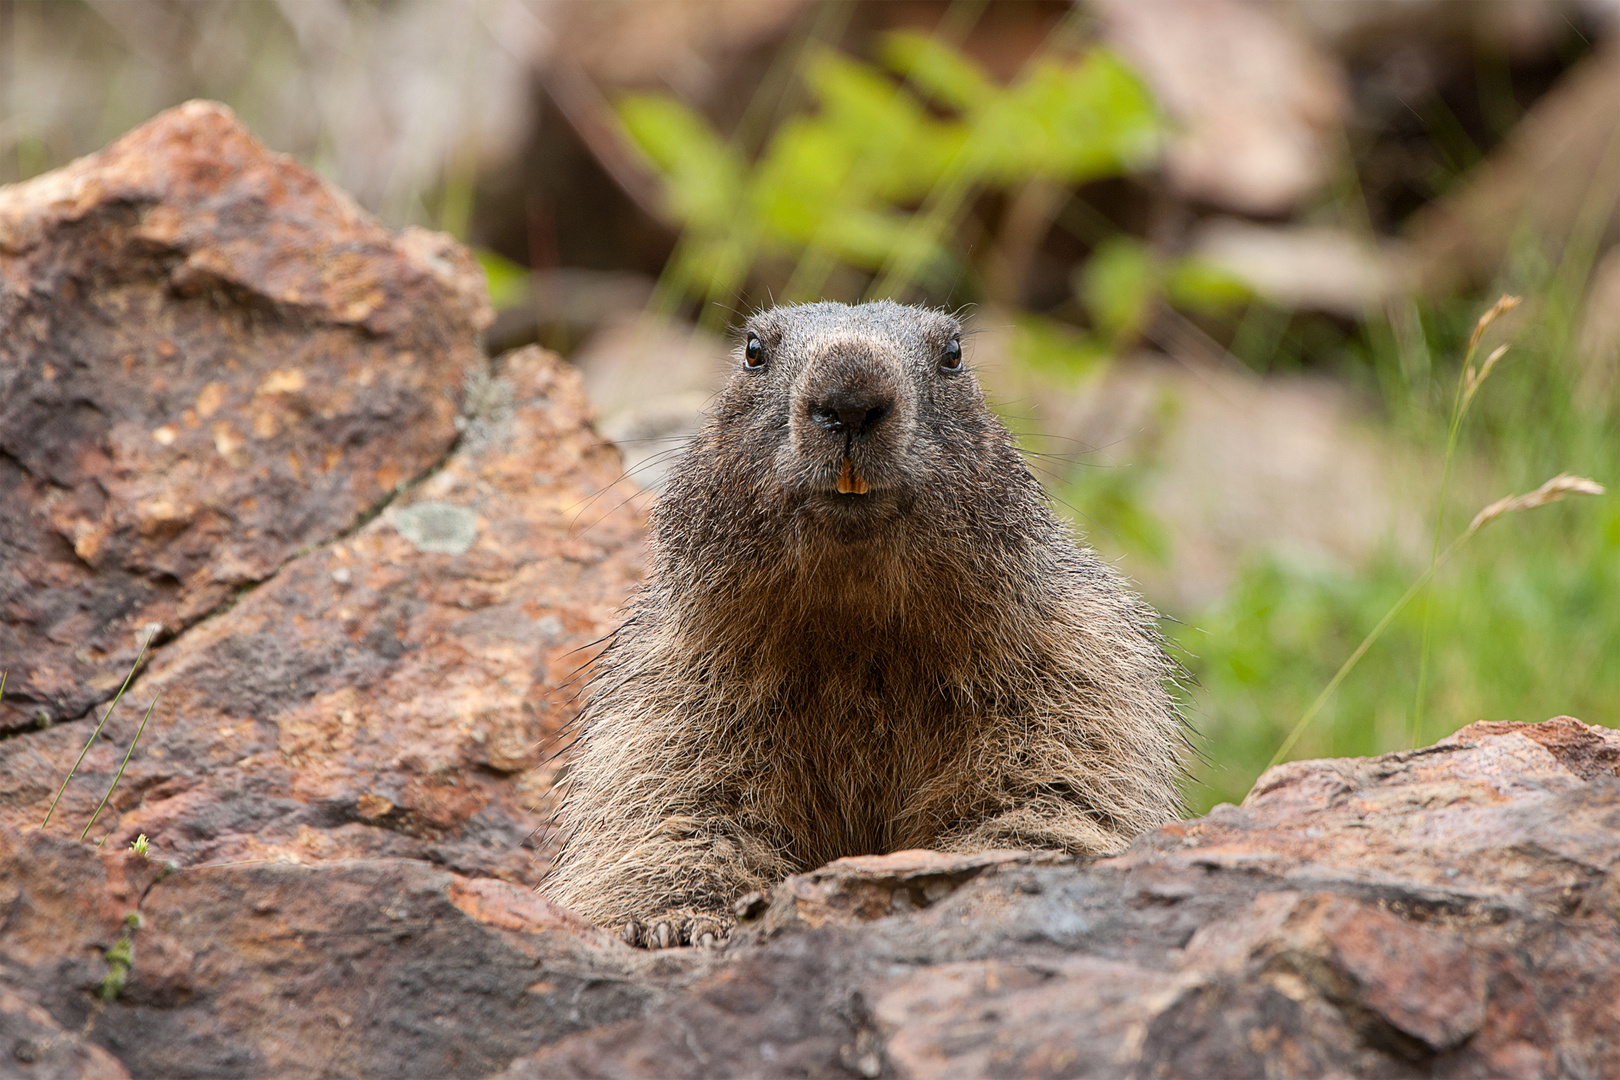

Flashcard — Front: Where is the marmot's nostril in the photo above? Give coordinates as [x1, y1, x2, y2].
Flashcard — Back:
[809, 394, 895, 437]
[855, 400, 891, 434]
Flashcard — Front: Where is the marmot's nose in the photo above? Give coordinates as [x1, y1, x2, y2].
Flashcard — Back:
[808, 391, 893, 436]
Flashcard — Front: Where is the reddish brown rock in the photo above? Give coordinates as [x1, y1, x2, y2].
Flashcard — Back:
[0, 100, 661, 1079]
[2, 343, 645, 883]
[1, 987, 131, 1080]
[0, 831, 713, 1080]
[0, 333, 659, 1074]
[0, 100, 644, 882]
[0, 99, 490, 731]
[745, 849, 1058, 937]
[505, 717, 1620, 1080]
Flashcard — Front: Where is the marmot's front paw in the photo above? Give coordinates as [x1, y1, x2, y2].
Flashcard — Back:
[620, 910, 732, 950]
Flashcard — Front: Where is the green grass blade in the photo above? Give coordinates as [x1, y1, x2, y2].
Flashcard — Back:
[1412, 296, 1518, 748]
[86, 691, 162, 844]
[1267, 532, 1473, 773]
[1411, 359, 1471, 747]
[41, 633, 154, 828]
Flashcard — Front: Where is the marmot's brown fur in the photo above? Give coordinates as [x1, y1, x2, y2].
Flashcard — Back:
[546, 301, 1185, 948]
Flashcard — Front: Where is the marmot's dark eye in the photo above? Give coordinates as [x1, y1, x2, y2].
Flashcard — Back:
[744, 332, 765, 369]
[939, 337, 963, 374]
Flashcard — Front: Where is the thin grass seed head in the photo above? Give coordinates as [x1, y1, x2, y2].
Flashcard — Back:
[1464, 343, 1511, 403]
[1467, 294, 1521, 355]
[1468, 474, 1605, 533]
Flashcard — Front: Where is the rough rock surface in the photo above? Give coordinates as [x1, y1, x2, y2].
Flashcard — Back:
[0, 337, 644, 883]
[0, 103, 659, 1077]
[0, 102, 646, 884]
[0, 99, 492, 732]
[503, 717, 1620, 1080]
[5, 106, 1619, 1080]
[1, 831, 715, 1079]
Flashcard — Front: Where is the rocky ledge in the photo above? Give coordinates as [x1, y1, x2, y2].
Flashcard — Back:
[503, 715, 1620, 1079]
[3, 104, 1617, 1080]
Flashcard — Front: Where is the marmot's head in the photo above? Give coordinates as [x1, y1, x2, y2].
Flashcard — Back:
[688, 301, 1006, 541]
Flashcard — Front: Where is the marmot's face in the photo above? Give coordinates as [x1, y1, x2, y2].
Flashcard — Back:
[709, 301, 999, 537]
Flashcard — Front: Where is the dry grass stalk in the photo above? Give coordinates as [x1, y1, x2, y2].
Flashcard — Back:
[1469, 474, 1606, 532]
[1273, 470, 1605, 771]
[1464, 343, 1510, 402]
[1412, 294, 1522, 748]
[1467, 294, 1520, 354]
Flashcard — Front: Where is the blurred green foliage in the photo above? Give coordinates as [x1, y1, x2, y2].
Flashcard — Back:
[1182, 496, 1620, 810]
[1177, 285, 1617, 811]
[1077, 238, 1251, 349]
[474, 249, 534, 312]
[616, 30, 1244, 340]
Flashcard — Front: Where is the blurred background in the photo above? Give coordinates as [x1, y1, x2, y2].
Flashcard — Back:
[5, 0, 1619, 809]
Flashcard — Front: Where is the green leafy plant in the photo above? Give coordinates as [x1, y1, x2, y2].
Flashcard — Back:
[474, 248, 535, 312]
[100, 912, 141, 1002]
[618, 32, 1182, 314]
[1077, 237, 1251, 350]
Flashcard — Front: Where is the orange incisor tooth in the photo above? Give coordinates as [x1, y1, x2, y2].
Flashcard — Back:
[837, 457, 869, 495]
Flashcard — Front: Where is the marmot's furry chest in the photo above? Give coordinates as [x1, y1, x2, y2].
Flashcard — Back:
[731, 667, 987, 868]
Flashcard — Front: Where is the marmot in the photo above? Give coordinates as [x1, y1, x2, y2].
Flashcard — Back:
[546, 301, 1185, 948]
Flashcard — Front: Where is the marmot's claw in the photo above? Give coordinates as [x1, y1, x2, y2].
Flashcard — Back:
[623, 910, 733, 950]
[682, 914, 729, 948]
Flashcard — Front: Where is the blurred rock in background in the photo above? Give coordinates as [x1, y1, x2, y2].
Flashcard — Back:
[977, 326, 1426, 609]
[1579, 245, 1620, 393]
[3, 0, 531, 227]
[1406, 39, 1620, 295]
[1188, 220, 1411, 319]
[569, 315, 731, 492]
[1094, 0, 1350, 217]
